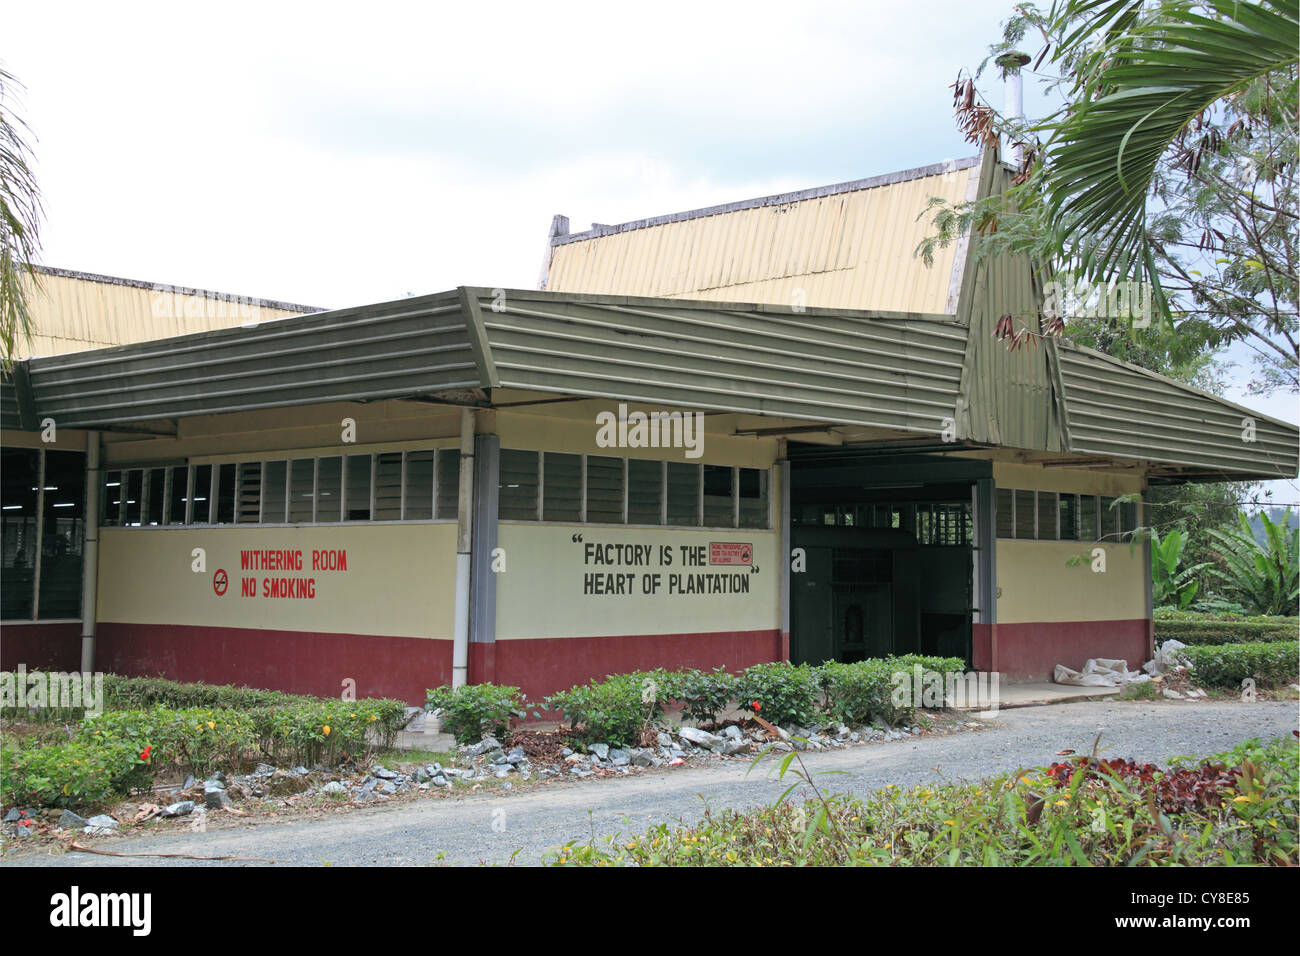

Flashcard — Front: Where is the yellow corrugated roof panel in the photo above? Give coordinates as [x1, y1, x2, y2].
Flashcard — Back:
[13, 267, 320, 359]
[545, 158, 979, 314]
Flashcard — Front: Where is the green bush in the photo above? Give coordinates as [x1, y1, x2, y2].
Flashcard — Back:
[545, 672, 659, 747]
[547, 736, 1300, 867]
[667, 667, 738, 726]
[102, 675, 297, 711]
[427, 683, 526, 744]
[1178, 641, 1298, 688]
[817, 660, 896, 726]
[82, 706, 257, 777]
[1155, 614, 1297, 646]
[735, 662, 819, 728]
[818, 655, 968, 727]
[252, 698, 408, 766]
[1, 737, 156, 810]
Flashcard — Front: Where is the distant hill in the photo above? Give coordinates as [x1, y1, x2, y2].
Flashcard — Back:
[1249, 507, 1299, 546]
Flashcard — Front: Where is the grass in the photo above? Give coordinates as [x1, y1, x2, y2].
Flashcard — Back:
[371, 748, 456, 767]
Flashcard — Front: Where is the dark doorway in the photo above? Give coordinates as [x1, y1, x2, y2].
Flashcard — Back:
[788, 451, 986, 667]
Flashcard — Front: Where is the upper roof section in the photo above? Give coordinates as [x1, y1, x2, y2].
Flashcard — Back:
[4, 286, 1294, 482]
[543, 157, 981, 315]
[12, 266, 322, 359]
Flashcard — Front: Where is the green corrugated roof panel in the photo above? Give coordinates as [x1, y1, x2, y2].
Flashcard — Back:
[1057, 341, 1298, 479]
[470, 288, 968, 435]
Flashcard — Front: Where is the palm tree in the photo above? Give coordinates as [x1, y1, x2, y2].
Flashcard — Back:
[0, 66, 44, 370]
[1040, 0, 1299, 316]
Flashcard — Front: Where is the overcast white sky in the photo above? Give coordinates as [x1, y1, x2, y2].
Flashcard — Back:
[5, 0, 1297, 449]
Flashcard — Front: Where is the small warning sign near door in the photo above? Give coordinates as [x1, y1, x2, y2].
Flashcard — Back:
[709, 542, 752, 566]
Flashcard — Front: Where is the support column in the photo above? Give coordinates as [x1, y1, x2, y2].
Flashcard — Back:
[451, 408, 475, 688]
[80, 433, 101, 673]
[778, 455, 791, 662]
[972, 477, 997, 673]
[470, 433, 500, 683]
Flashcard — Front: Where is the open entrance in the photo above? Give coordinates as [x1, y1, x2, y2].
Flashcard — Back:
[788, 451, 990, 667]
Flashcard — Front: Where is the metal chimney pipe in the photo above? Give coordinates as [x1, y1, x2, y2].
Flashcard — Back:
[996, 51, 1031, 166]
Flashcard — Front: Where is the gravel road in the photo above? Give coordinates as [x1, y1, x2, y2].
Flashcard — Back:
[4, 699, 1295, 867]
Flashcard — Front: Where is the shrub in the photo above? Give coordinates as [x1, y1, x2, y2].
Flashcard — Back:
[669, 667, 738, 726]
[252, 698, 408, 766]
[817, 655, 966, 727]
[1203, 510, 1299, 617]
[1155, 614, 1297, 646]
[545, 673, 659, 747]
[427, 683, 526, 744]
[82, 706, 257, 777]
[2, 737, 156, 810]
[547, 736, 1300, 867]
[1177, 641, 1298, 688]
[102, 675, 297, 712]
[817, 660, 896, 726]
[735, 662, 819, 728]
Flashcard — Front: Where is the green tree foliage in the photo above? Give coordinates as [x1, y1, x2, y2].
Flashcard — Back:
[1150, 527, 1212, 608]
[1203, 509, 1299, 615]
[920, 0, 1299, 395]
[0, 67, 43, 369]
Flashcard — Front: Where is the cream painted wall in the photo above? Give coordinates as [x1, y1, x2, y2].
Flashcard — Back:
[494, 408, 780, 467]
[494, 524, 779, 640]
[994, 461, 1145, 497]
[996, 540, 1146, 624]
[0, 428, 88, 451]
[98, 523, 458, 639]
[101, 400, 465, 466]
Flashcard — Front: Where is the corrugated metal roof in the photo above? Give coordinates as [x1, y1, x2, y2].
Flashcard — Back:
[473, 288, 968, 435]
[954, 155, 1063, 452]
[545, 159, 980, 314]
[1058, 341, 1298, 479]
[3, 281, 1294, 481]
[21, 292, 477, 427]
[12, 267, 321, 359]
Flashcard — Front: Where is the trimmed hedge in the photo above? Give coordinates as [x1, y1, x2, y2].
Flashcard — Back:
[102, 675, 298, 711]
[544, 672, 664, 748]
[1, 738, 155, 809]
[1155, 612, 1297, 647]
[82, 706, 258, 777]
[820, 655, 967, 727]
[2, 674, 410, 748]
[434, 655, 977, 747]
[2, 679, 410, 810]
[735, 662, 821, 728]
[660, 667, 738, 726]
[1178, 641, 1299, 688]
[427, 683, 526, 745]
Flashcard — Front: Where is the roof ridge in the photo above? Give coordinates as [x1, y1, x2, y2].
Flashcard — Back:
[32, 264, 325, 315]
[551, 156, 982, 247]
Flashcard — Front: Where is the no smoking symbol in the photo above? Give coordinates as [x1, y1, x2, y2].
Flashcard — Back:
[741, 546, 751, 564]
[212, 569, 229, 596]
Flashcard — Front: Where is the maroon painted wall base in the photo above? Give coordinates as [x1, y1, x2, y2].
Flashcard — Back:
[40, 623, 784, 705]
[482, 629, 784, 701]
[973, 618, 1151, 680]
[0, 622, 83, 672]
[94, 622, 453, 704]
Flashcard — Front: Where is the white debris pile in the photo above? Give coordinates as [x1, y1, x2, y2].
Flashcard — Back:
[1053, 639, 1202, 693]
[1143, 639, 1188, 677]
[1053, 657, 1151, 687]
